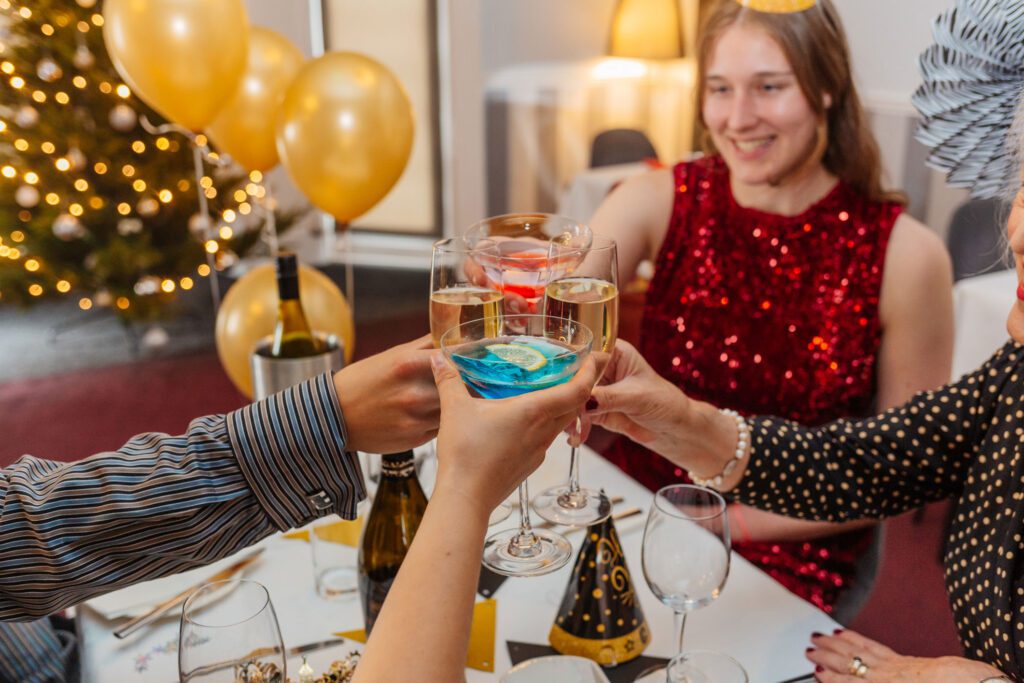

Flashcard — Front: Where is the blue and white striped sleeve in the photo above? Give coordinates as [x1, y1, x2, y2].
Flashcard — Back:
[0, 373, 364, 621]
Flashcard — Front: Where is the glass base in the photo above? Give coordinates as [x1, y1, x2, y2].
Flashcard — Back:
[482, 528, 572, 577]
[488, 500, 513, 526]
[532, 486, 612, 527]
[314, 567, 358, 600]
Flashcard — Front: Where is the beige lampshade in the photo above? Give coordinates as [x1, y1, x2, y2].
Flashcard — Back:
[607, 0, 685, 60]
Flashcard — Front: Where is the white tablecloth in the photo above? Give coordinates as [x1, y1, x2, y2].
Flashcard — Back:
[952, 270, 1016, 379]
[78, 443, 837, 683]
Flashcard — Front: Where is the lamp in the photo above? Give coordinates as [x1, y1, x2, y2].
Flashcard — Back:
[607, 0, 685, 60]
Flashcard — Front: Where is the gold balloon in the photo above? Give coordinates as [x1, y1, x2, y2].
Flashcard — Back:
[215, 264, 355, 398]
[207, 27, 305, 172]
[276, 52, 414, 223]
[103, 0, 249, 131]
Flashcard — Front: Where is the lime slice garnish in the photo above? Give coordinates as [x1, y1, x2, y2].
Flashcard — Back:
[485, 343, 547, 371]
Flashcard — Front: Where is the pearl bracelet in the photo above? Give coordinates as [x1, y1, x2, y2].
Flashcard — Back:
[690, 409, 750, 490]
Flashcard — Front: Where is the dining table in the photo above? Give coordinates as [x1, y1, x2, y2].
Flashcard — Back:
[77, 440, 837, 683]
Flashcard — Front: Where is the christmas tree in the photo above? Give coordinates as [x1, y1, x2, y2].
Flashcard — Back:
[0, 0, 277, 321]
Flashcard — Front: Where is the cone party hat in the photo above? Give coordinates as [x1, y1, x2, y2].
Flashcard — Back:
[549, 513, 650, 666]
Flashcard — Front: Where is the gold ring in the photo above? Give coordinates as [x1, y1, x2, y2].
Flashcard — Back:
[848, 655, 869, 678]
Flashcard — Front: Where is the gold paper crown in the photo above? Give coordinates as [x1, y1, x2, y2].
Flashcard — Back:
[738, 0, 816, 12]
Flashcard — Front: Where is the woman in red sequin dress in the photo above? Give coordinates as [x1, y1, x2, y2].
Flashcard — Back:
[590, 0, 954, 618]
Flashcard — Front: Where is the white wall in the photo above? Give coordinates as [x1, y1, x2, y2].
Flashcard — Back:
[833, 0, 950, 108]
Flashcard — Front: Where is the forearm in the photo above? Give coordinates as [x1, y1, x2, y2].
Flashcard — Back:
[355, 485, 489, 683]
[729, 504, 876, 544]
[0, 374, 364, 620]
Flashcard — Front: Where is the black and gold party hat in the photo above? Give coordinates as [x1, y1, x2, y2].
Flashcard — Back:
[549, 513, 650, 666]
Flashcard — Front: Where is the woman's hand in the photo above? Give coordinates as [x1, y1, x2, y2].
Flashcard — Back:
[808, 630, 1004, 681]
[430, 353, 597, 517]
[587, 340, 694, 460]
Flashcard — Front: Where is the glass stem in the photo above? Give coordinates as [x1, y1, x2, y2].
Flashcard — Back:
[674, 610, 688, 655]
[513, 480, 537, 546]
[567, 414, 582, 496]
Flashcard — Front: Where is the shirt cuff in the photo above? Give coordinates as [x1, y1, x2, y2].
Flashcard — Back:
[227, 373, 366, 531]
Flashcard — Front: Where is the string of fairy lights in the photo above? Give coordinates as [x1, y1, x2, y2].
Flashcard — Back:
[0, 0, 268, 313]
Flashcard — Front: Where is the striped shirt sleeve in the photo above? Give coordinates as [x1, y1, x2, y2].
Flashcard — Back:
[0, 373, 363, 621]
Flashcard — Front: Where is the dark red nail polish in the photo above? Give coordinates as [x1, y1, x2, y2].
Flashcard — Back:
[586, 398, 599, 411]
[833, 628, 844, 635]
[811, 631, 823, 638]
[805, 647, 815, 653]
[815, 665, 824, 673]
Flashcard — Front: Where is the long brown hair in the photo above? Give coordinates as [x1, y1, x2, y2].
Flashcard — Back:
[696, 0, 904, 205]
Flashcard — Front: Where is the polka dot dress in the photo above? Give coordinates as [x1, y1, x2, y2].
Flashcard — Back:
[734, 340, 1024, 673]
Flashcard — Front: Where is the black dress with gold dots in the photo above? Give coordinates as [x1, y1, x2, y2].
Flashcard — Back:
[732, 340, 1024, 673]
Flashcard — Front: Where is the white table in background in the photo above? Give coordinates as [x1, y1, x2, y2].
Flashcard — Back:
[952, 269, 1016, 379]
[77, 443, 837, 683]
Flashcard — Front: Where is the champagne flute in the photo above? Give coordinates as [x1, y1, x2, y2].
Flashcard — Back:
[430, 238, 511, 525]
[666, 651, 748, 682]
[533, 237, 618, 526]
[636, 485, 730, 681]
[441, 313, 593, 576]
[179, 580, 286, 683]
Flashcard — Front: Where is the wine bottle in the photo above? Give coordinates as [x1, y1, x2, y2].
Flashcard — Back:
[271, 252, 322, 358]
[357, 450, 428, 635]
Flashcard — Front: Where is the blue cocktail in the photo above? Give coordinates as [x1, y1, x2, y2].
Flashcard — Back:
[441, 314, 593, 576]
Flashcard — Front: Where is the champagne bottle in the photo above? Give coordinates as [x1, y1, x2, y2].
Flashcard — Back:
[357, 450, 428, 635]
[271, 252, 322, 358]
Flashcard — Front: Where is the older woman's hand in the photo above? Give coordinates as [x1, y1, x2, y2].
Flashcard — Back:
[808, 630, 1004, 682]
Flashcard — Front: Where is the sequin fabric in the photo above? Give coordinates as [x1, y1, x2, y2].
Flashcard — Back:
[603, 155, 902, 613]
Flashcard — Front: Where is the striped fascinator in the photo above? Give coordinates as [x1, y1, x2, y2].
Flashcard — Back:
[913, 0, 1024, 198]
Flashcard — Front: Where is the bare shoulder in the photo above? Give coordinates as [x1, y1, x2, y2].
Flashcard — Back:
[591, 167, 676, 255]
[881, 212, 954, 311]
[885, 213, 953, 281]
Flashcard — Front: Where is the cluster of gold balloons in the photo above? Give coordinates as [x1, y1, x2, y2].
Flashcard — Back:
[102, 0, 415, 216]
[102, 0, 407, 395]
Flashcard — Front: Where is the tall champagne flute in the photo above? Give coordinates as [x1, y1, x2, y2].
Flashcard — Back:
[637, 485, 730, 681]
[179, 580, 286, 683]
[441, 313, 592, 576]
[463, 213, 592, 314]
[430, 238, 510, 524]
[533, 237, 618, 526]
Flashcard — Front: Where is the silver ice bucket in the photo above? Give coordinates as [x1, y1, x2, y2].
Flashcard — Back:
[250, 333, 345, 400]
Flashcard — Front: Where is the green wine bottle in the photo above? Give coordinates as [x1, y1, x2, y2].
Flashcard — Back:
[271, 252, 323, 358]
[357, 450, 428, 635]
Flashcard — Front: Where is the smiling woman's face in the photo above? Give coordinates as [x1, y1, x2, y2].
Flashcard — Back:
[1006, 186, 1024, 343]
[701, 23, 825, 189]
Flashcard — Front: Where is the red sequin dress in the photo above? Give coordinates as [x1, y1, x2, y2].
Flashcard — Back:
[603, 155, 902, 614]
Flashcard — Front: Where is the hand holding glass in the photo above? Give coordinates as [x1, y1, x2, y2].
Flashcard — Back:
[441, 313, 592, 576]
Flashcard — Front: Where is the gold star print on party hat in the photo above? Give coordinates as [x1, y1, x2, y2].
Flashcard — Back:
[738, 0, 816, 12]
[549, 514, 650, 666]
[336, 599, 497, 672]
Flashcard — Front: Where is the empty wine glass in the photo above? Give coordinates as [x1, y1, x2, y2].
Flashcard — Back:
[441, 313, 592, 576]
[636, 485, 730, 682]
[179, 580, 286, 683]
[533, 236, 619, 526]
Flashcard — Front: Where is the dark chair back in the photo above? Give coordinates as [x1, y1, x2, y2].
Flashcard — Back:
[589, 128, 658, 168]
[946, 198, 1011, 282]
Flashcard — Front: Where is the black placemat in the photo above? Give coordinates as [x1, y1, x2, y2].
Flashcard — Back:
[477, 564, 508, 598]
[507, 640, 670, 683]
